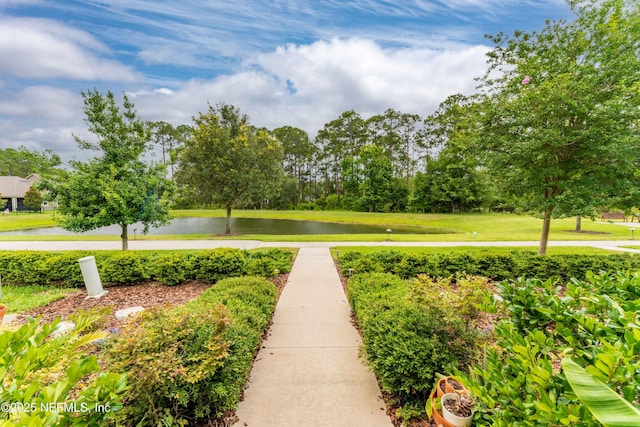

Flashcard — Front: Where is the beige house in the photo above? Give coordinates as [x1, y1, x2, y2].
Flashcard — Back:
[0, 173, 42, 212]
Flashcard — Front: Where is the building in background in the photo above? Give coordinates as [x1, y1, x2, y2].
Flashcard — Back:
[0, 173, 42, 212]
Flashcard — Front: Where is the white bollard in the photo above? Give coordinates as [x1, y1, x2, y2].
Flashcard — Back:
[78, 256, 108, 299]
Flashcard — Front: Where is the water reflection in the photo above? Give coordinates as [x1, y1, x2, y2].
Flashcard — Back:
[1, 217, 444, 235]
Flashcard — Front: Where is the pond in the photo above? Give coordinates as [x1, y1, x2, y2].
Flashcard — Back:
[1, 217, 448, 236]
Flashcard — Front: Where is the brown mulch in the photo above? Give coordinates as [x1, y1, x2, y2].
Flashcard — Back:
[565, 229, 609, 234]
[19, 275, 289, 332]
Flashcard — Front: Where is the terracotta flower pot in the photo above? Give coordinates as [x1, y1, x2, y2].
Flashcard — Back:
[437, 376, 467, 398]
[0, 304, 6, 324]
[429, 391, 455, 427]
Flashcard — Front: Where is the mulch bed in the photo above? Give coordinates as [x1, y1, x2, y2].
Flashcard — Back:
[18, 275, 289, 332]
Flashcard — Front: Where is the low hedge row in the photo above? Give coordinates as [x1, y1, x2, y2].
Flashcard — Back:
[106, 276, 278, 426]
[339, 250, 640, 282]
[0, 248, 294, 287]
[347, 273, 482, 411]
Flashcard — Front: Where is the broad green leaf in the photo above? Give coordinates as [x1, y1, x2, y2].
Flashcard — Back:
[562, 357, 640, 427]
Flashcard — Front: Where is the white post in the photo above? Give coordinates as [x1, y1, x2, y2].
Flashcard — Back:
[78, 256, 108, 299]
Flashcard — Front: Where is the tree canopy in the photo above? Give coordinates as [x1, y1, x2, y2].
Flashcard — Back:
[475, 0, 640, 254]
[175, 104, 284, 234]
[44, 89, 174, 250]
[0, 146, 61, 177]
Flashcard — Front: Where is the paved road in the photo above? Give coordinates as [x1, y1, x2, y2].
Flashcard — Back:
[0, 239, 638, 252]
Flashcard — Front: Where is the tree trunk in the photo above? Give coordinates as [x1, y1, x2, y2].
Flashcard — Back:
[121, 223, 128, 251]
[575, 215, 582, 232]
[538, 209, 552, 255]
[225, 205, 232, 235]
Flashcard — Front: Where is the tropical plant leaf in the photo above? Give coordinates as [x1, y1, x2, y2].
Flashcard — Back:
[562, 357, 640, 427]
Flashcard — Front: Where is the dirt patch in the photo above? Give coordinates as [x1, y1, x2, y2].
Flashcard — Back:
[565, 230, 609, 234]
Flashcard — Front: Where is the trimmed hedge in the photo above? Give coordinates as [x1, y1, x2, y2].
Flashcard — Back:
[348, 273, 482, 408]
[107, 276, 277, 426]
[0, 248, 295, 287]
[339, 250, 640, 282]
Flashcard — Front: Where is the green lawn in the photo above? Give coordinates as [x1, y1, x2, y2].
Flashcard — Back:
[0, 211, 57, 231]
[174, 210, 636, 241]
[0, 209, 636, 242]
[0, 285, 78, 313]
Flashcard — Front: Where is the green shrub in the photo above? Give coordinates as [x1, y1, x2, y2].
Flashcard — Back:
[352, 257, 385, 274]
[107, 276, 277, 426]
[41, 252, 87, 287]
[0, 252, 47, 286]
[245, 248, 294, 277]
[410, 274, 489, 327]
[100, 252, 153, 285]
[339, 250, 640, 283]
[475, 253, 517, 281]
[188, 277, 277, 412]
[0, 313, 127, 425]
[151, 252, 193, 286]
[191, 248, 246, 282]
[348, 273, 481, 407]
[0, 248, 294, 289]
[462, 271, 640, 426]
[107, 305, 233, 425]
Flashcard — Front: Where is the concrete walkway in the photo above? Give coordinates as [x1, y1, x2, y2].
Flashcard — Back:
[235, 247, 392, 426]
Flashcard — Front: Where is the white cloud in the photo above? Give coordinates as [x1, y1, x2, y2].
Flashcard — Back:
[0, 86, 81, 120]
[0, 17, 140, 81]
[131, 37, 489, 137]
[0, 37, 489, 161]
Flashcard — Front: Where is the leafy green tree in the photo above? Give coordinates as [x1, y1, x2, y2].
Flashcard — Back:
[273, 126, 316, 204]
[476, 0, 640, 254]
[0, 146, 61, 177]
[410, 150, 487, 213]
[149, 121, 190, 178]
[23, 186, 44, 212]
[340, 156, 362, 210]
[44, 89, 173, 250]
[366, 108, 422, 185]
[415, 94, 489, 214]
[175, 104, 284, 234]
[358, 145, 394, 212]
[315, 111, 367, 196]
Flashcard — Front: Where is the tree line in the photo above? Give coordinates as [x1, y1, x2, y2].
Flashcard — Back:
[27, 0, 640, 254]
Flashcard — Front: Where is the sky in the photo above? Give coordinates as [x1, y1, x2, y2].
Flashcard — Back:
[0, 0, 572, 163]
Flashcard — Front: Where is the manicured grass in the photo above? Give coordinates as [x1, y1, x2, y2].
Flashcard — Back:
[0, 211, 57, 231]
[330, 246, 619, 256]
[0, 285, 77, 313]
[172, 210, 635, 241]
[0, 209, 635, 242]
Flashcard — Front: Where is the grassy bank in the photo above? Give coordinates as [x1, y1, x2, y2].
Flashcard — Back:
[0, 209, 636, 242]
[0, 285, 77, 312]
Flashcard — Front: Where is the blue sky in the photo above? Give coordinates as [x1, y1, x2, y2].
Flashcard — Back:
[0, 0, 571, 162]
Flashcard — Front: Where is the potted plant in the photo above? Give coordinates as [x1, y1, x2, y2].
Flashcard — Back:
[428, 390, 453, 427]
[441, 392, 474, 427]
[437, 375, 467, 398]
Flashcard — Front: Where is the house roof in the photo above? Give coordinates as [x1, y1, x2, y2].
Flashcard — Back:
[0, 176, 37, 198]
